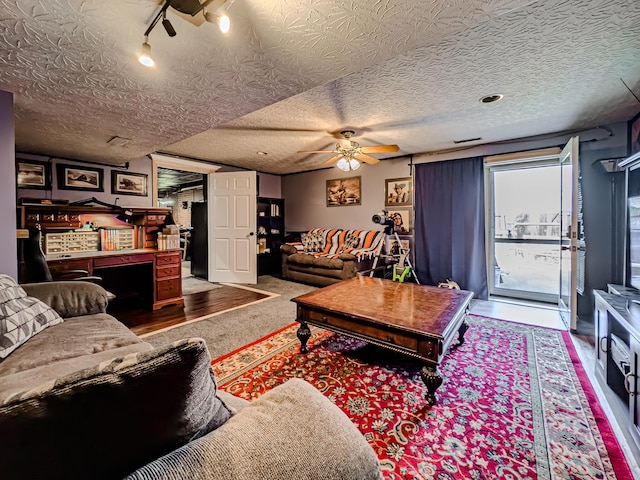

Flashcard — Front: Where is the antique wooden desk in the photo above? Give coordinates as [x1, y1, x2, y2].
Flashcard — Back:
[46, 249, 183, 311]
[292, 276, 474, 405]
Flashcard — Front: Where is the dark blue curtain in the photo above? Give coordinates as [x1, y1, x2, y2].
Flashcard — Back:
[414, 157, 488, 300]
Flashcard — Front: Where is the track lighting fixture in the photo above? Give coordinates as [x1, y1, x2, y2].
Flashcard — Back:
[138, 0, 233, 67]
[138, 36, 154, 67]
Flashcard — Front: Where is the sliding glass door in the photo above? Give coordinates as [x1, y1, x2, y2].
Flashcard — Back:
[487, 159, 562, 303]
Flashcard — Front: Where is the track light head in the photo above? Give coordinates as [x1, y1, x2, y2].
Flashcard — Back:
[162, 11, 176, 37]
[205, 11, 230, 33]
[138, 38, 154, 67]
[162, 18, 176, 37]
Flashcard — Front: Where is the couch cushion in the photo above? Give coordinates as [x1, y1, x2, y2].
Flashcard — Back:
[287, 253, 344, 269]
[0, 274, 63, 359]
[0, 337, 232, 480]
[0, 341, 153, 403]
[21, 281, 111, 318]
[126, 379, 384, 480]
[0, 313, 145, 377]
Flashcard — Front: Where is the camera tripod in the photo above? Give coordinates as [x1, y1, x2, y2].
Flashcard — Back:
[370, 228, 419, 284]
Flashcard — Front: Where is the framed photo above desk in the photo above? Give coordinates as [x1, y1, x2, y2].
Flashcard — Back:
[57, 163, 104, 192]
[17, 159, 51, 189]
[111, 171, 148, 196]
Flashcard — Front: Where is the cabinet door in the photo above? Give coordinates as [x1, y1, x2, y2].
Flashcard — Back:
[630, 337, 640, 447]
[594, 297, 608, 374]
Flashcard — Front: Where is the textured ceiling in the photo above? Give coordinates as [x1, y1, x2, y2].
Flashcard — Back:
[2, 0, 640, 175]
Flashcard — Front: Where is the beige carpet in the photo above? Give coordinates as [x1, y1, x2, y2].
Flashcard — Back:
[145, 276, 316, 359]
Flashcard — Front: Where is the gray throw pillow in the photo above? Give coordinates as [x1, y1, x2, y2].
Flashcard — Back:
[0, 274, 63, 359]
[0, 337, 232, 480]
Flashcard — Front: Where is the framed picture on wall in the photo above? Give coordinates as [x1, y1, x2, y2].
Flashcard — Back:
[326, 176, 361, 206]
[387, 208, 412, 234]
[57, 163, 103, 191]
[385, 177, 413, 207]
[16, 159, 51, 189]
[111, 171, 148, 196]
[386, 235, 412, 255]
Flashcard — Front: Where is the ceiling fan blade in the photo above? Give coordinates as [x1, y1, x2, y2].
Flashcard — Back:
[355, 154, 380, 165]
[298, 150, 337, 154]
[359, 145, 399, 154]
[322, 155, 342, 166]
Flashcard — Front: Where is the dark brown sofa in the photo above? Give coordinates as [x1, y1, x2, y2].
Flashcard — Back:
[281, 228, 385, 286]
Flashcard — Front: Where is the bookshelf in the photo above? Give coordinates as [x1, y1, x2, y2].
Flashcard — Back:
[257, 197, 285, 275]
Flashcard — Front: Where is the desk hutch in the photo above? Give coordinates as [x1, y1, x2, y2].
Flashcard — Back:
[17, 204, 183, 311]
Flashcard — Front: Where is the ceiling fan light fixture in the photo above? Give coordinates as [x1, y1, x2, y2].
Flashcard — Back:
[336, 157, 360, 172]
[336, 157, 350, 171]
[138, 38, 154, 67]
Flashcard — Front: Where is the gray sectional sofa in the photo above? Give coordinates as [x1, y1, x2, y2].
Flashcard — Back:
[0, 277, 383, 480]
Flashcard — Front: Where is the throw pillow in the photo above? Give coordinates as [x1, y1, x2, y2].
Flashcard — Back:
[300, 232, 313, 252]
[0, 274, 63, 359]
[301, 232, 324, 253]
[341, 233, 360, 252]
[0, 337, 233, 480]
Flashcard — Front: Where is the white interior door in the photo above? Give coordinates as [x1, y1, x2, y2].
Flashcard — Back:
[208, 171, 257, 284]
[558, 136, 579, 330]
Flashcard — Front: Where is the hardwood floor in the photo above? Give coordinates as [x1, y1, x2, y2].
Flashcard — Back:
[112, 285, 270, 336]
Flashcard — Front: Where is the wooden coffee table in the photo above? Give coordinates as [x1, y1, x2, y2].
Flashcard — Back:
[292, 276, 474, 405]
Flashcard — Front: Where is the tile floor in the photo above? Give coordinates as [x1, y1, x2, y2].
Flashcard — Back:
[470, 298, 640, 479]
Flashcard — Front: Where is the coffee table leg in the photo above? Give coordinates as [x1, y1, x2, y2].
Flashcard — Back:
[420, 366, 443, 406]
[297, 321, 311, 354]
[458, 318, 469, 346]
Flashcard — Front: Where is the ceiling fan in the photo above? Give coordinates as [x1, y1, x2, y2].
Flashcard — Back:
[298, 130, 399, 171]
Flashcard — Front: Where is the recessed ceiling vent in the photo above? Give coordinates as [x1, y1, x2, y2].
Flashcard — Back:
[107, 136, 131, 147]
[480, 94, 503, 103]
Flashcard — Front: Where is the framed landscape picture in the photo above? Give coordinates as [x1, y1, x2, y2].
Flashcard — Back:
[16, 160, 51, 189]
[326, 176, 361, 206]
[385, 176, 413, 207]
[111, 171, 148, 196]
[57, 163, 103, 192]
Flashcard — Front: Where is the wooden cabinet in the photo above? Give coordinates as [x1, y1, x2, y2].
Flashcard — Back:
[257, 197, 284, 275]
[155, 251, 183, 309]
[593, 290, 640, 452]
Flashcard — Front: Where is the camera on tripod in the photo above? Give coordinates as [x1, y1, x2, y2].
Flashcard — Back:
[370, 210, 419, 283]
[372, 210, 397, 235]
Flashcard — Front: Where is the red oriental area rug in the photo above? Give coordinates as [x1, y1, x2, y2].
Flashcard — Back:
[211, 315, 633, 480]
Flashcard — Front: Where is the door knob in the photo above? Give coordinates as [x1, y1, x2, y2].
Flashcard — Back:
[249, 232, 254, 236]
